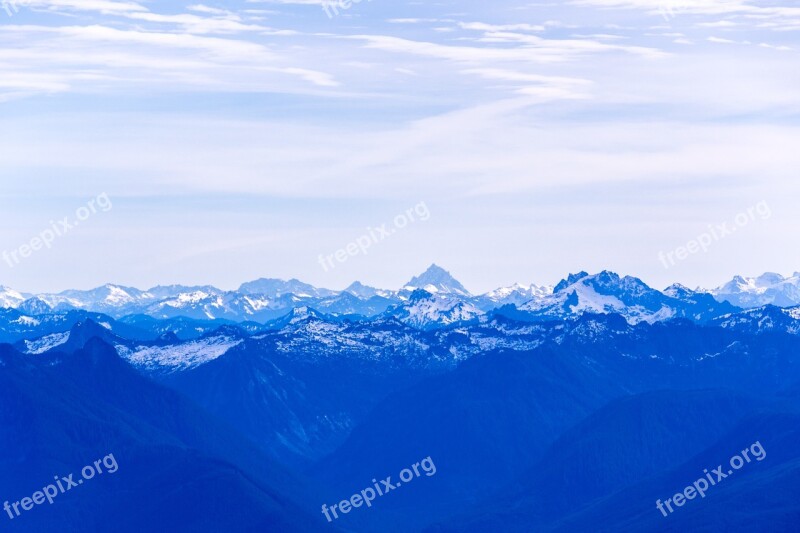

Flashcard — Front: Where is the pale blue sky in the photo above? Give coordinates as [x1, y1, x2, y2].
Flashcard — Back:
[1, 0, 799, 293]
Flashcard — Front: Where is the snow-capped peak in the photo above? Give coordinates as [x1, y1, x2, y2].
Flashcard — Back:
[238, 278, 335, 298]
[402, 264, 471, 297]
[344, 281, 393, 299]
[386, 289, 483, 329]
[0, 286, 26, 308]
[663, 283, 693, 299]
[713, 272, 800, 308]
[484, 283, 552, 301]
[519, 271, 678, 324]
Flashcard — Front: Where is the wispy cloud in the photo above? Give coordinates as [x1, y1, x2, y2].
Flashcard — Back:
[1, 0, 799, 291]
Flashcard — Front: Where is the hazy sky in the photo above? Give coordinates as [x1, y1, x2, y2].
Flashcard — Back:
[1, 0, 799, 294]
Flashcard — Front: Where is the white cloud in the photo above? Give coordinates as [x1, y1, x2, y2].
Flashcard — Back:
[0, 23, 339, 100]
[350, 34, 666, 64]
[1, 0, 799, 291]
[458, 22, 545, 32]
[29, 0, 147, 14]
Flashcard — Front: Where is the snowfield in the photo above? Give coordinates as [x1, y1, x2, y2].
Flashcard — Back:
[116, 336, 243, 371]
[25, 332, 71, 354]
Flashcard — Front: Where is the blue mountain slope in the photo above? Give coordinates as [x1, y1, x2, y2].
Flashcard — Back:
[0, 309, 153, 344]
[159, 324, 454, 467]
[4, 301, 800, 532]
[0, 340, 325, 532]
[551, 411, 800, 532]
[430, 389, 768, 531]
[309, 344, 628, 531]
[118, 313, 265, 339]
[309, 316, 800, 531]
[711, 304, 800, 335]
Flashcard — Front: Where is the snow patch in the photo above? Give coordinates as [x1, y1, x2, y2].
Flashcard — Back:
[13, 316, 41, 326]
[25, 332, 71, 354]
[116, 336, 242, 371]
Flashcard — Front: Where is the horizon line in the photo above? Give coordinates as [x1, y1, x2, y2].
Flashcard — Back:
[4, 267, 800, 298]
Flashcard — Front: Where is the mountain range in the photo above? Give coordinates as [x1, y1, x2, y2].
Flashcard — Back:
[4, 266, 800, 531]
[4, 306, 800, 531]
[2, 265, 800, 327]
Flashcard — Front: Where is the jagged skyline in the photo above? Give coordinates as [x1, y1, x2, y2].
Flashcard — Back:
[2, 263, 800, 298]
[3, 266, 800, 326]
